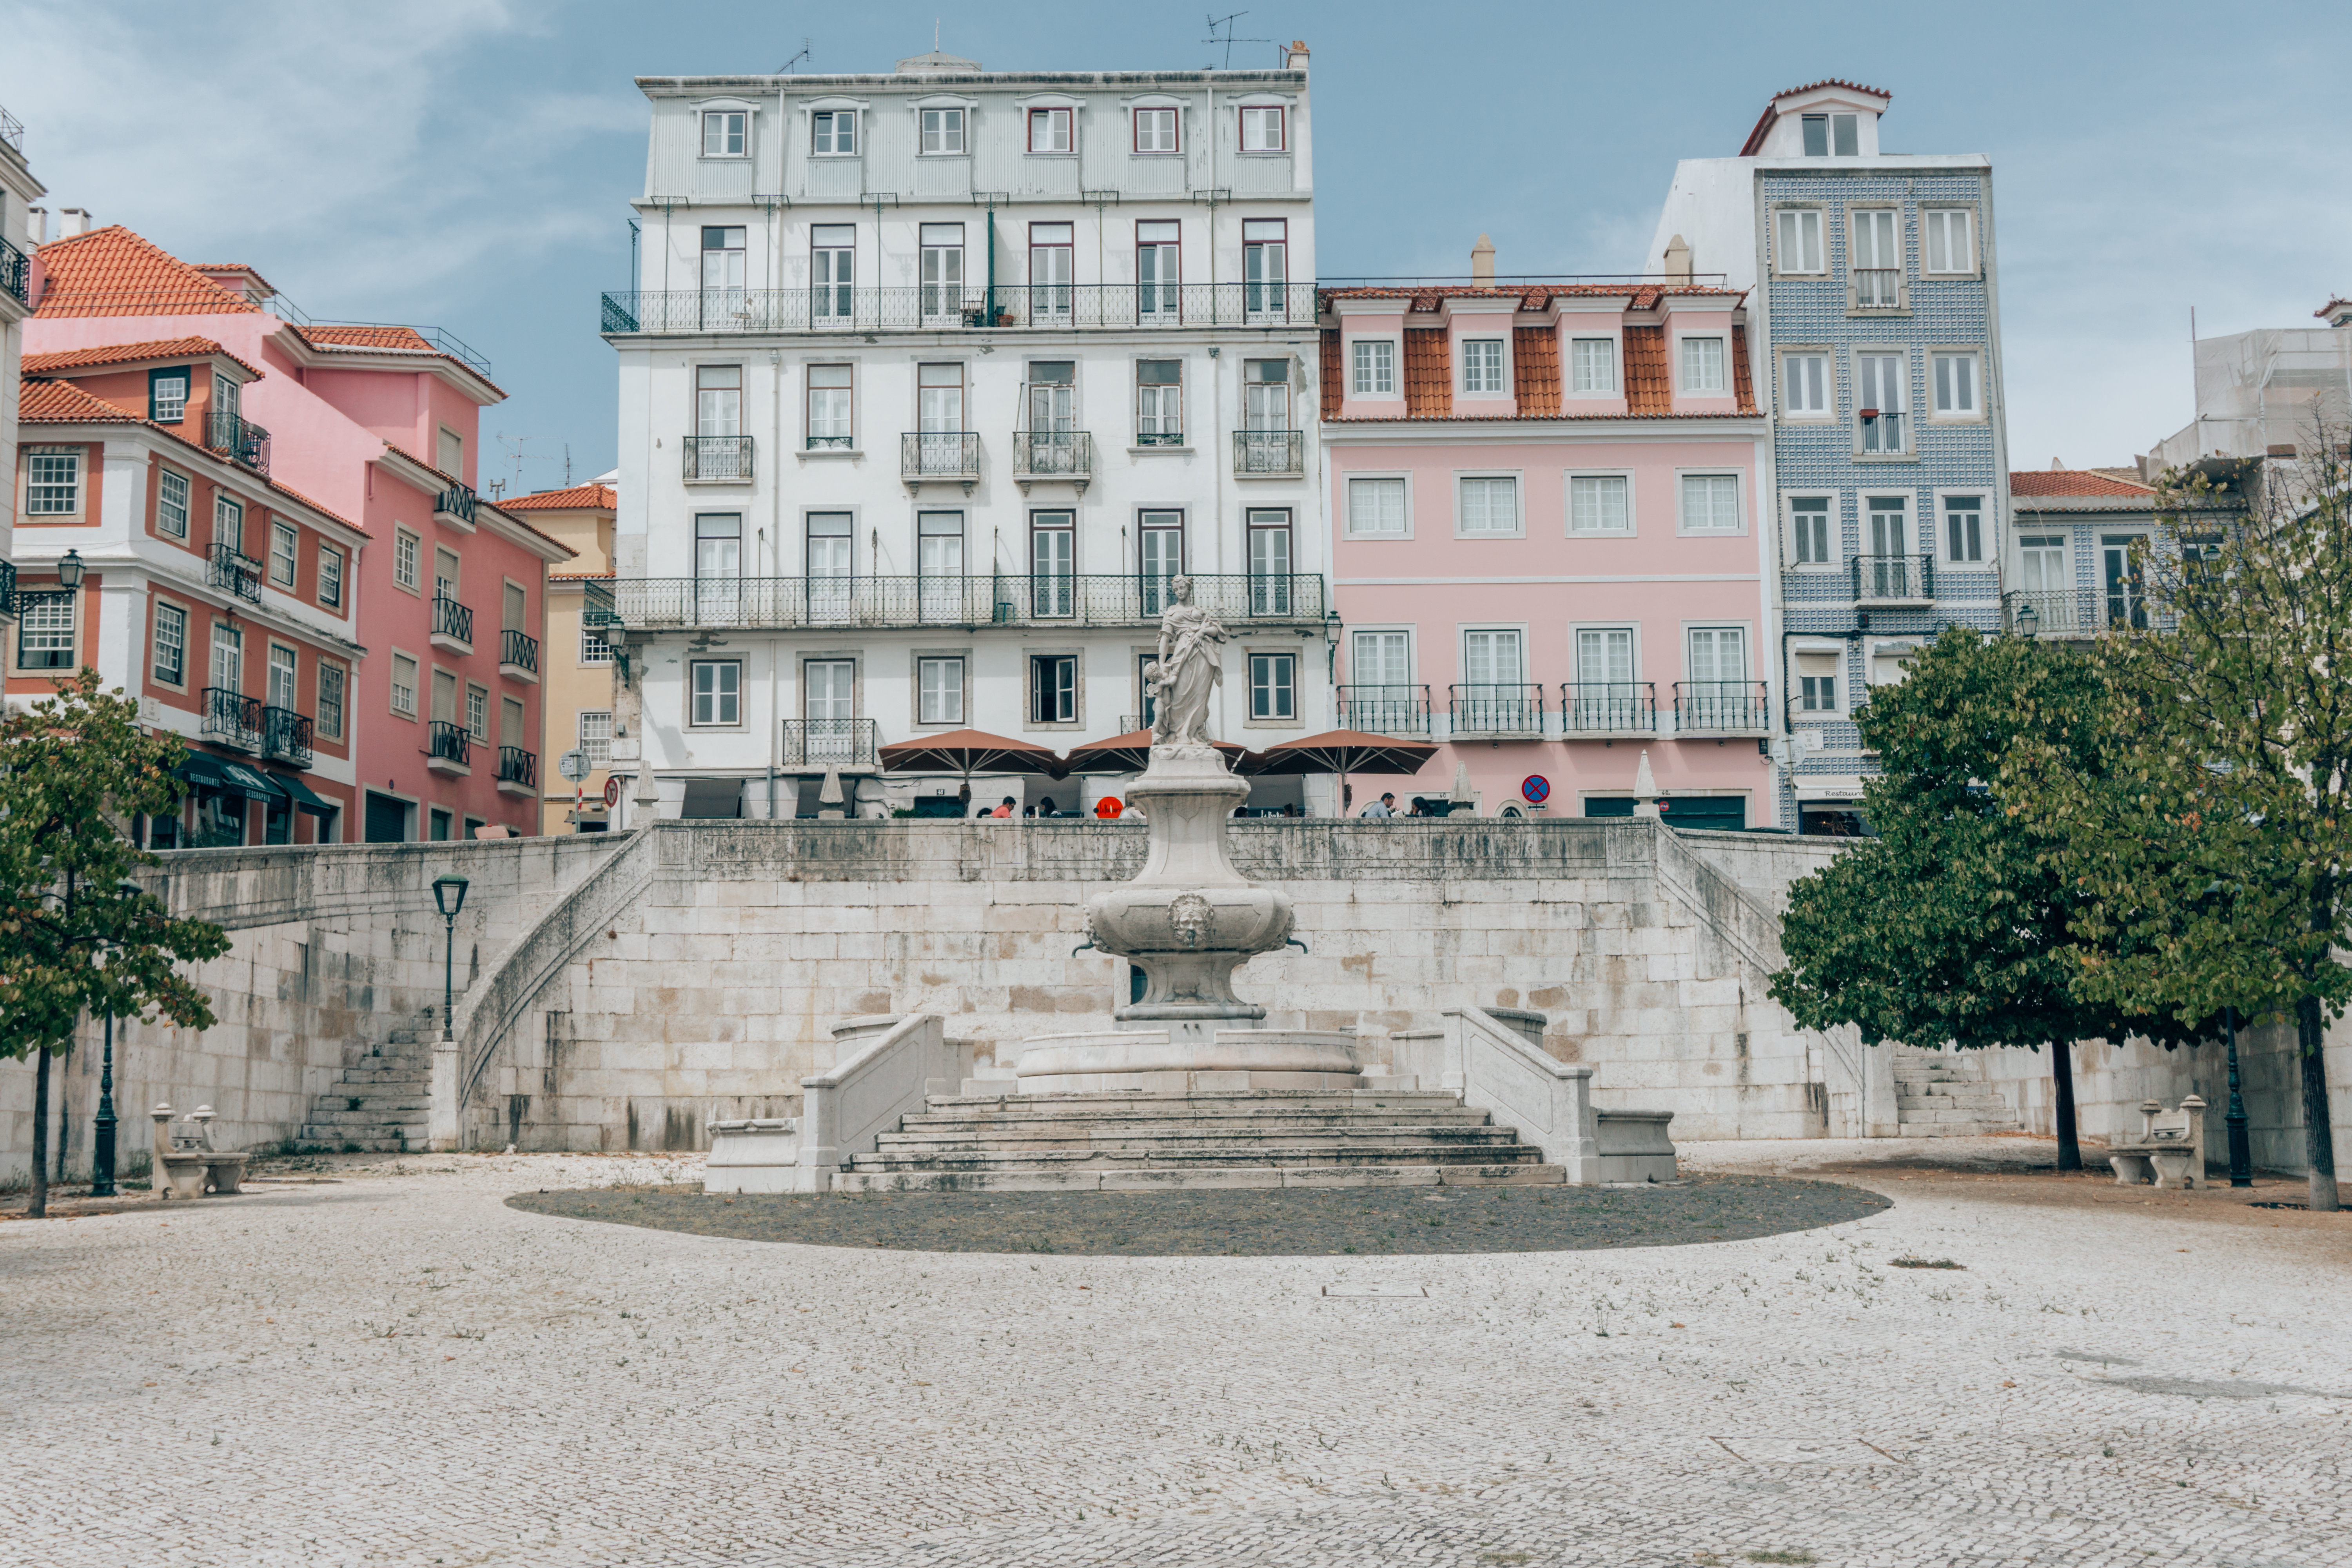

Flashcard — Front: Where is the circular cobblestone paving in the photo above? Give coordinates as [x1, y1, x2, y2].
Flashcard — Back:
[507, 1173, 1888, 1255]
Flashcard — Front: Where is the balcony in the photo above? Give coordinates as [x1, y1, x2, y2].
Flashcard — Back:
[611, 572, 1327, 632]
[1851, 554, 1935, 606]
[204, 410, 270, 474]
[2002, 588, 2172, 638]
[499, 628, 540, 682]
[1012, 430, 1092, 492]
[1673, 681, 1771, 735]
[901, 431, 981, 492]
[0, 559, 14, 619]
[1858, 409, 1906, 455]
[496, 746, 537, 796]
[683, 435, 754, 484]
[1449, 684, 1545, 739]
[201, 687, 261, 751]
[434, 483, 477, 528]
[599, 282, 1322, 336]
[0, 235, 27, 313]
[426, 720, 471, 775]
[1337, 684, 1432, 737]
[781, 718, 879, 769]
[1233, 430, 1305, 478]
[1852, 269, 1903, 309]
[262, 705, 314, 769]
[1560, 682, 1657, 735]
[430, 593, 473, 654]
[207, 541, 263, 606]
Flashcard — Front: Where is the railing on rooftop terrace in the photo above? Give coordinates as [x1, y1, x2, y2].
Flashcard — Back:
[266, 290, 493, 378]
[205, 411, 270, 475]
[601, 282, 1320, 335]
[0, 105, 22, 155]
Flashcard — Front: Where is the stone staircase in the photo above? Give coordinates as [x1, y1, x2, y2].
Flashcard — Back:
[835, 1088, 1566, 1193]
[1893, 1046, 2021, 1137]
[298, 1008, 439, 1153]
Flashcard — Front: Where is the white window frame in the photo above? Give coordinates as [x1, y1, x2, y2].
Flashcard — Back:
[806, 362, 856, 450]
[918, 106, 966, 156]
[580, 620, 613, 666]
[1564, 469, 1636, 537]
[1459, 337, 1507, 396]
[1349, 338, 1397, 397]
[1853, 348, 1911, 457]
[811, 108, 857, 157]
[916, 655, 967, 726]
[1238, 104, 1285, 152]
[1133, 357, 1186, 446]
[1861, 493, 1916, 562]
[1921, 207, 1977, 276]
[1567, 336, 1619, 397]
[1846, 205, 1907, 310]
[393, 528, 421, 594]
[577, 710, 612, 768]
[317, 660, 346, 741]
[1674, 470, 1746, 535]
[23, 447, 80, 515]
[1789, 641, 1846, 719]
[1027, 106, 1073, 154]
[1343, 473, 1412, 539]
[1935, 489, 1991, 566]
[1132, 106, 1179, 154]
[156, 467, 191, 539]
[269, 519, 299, 587]
[318, 544, 344, 608]
[701, 109, 748, 159]
[1454, 472, 1524, 539]
[389, 650, 419, 719]
[13, 591, 77, 673]
[1245, 650, 1298, 724]
[1459, 625, 1530, 690]
[151, 599, 190, 689]
[1784, 493, 1838, 570]
[1677, 334, 1728, 395]
[689, 659, 744, 727]
[1929, 350, 1984, 422]
[1772, 207, 1827, 276]
[465, 683, 488, 742]
[1779, 350, 1833, 419]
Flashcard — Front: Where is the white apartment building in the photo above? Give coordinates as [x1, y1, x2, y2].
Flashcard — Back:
[1, 102, 43, 616]
[603, 44, 1328, 820]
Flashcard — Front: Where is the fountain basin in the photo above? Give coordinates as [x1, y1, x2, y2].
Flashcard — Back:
[1014, 1029, 1365, 1094]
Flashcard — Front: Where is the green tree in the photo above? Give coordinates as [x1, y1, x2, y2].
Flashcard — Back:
[1, 671, 230, 1217]
[1768, 628, 2195, 1171]
[2009, 447, 2347, 1211]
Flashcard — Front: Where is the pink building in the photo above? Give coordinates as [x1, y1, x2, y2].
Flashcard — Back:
[1319, 279, 1778, 826]
[16, 225, 572, 842]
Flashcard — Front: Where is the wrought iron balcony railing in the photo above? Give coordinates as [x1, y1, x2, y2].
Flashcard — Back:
[1449, 683, 1545, 736]
[1853, 269, 1902, 308]
[262, 705, 314, 768]
[0, 235, 27, 310]
[0, 104, 22, 154]
[1674, 681, 1771, 732]
[1560, 682, 1657, 733]
[683, 435, 755, 482]
[1858, 409, 1906, 454]
[497, 746, 537, 789]
[500, 628, 539, 675]
[2002, 587, 2172, 637]
[0, 559, 15, 619]
[901, 432, 981, 482]
[205, 410, 271, 474]
[1233, 430, 1306, 476]
[208, 541, 263, 605]
[581, 578, 617, 628]
[432, 593, 474, 648]
[781, 718, 879, 768]
[435, 482, 477, 524]
[600, 281, 1322, 336]
[201, 686, 261, 750]
[1851, 554, 1934, 602]
[428, 721, 471, 768]
[611, 572, 1326, 632]
[1012, 430, 1092, 482]
[1337, 684, 1432, 737]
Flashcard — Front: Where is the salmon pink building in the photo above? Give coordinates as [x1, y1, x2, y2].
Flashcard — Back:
[14, 225, 572, 842]
[1319, 278, 1778, 826]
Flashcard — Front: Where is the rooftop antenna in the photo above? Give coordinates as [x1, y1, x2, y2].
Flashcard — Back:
[1202, 11, 1268, 70]
[777, 37, 811, 73]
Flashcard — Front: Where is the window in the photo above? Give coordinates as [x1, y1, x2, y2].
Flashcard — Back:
[695, 513, 742, 618]
[270, 520, 299, 586]
[918, 657, 965, 725]
[1134, 106, 1177, 152]
[269, 644, 298, 711]
[1568, 474, 1631, 535]
[919, 223, 964, 321]
[1028, 222, 1073, 318]
[153, 603, 187, 686]
[1801, 113, 1858, 156]
[1856, 353, 1907, 452]
[157, 468, 191, 538]
[702, 109, 746, 157]
[1463, 628, 1524, 686]
[1242, 219, 1287, 318]
[1932, 354, 1980, 417]
[1247, 510, 1292, 613]
[919, 106, 965, 154]
[394, 530, 420, 592]
[811, 225, 854, 320]
[1240, 104, 1284, 151]
[1783, 353, 1829, 417]
[578, 710, 612, 767]
[1571, 338, 1616, 393]
[698, 227, 746, 299]
[1680, 474, 1741, 532]
[1686, 626, 1749, 684]
[2019, 535, 2066, 595]
[390, 653, 418, 717]
[1030, 654, 1077, 724]
[1347, 477, 1406, 537]
[1242, 358, 1289, 433]
[1249, 653, 1296, 720]
[1865, 494, 1910, 555]
[1795, 651, 1839, 713]
[1136, 220, 1180, 317]
[25, 449, 79, 514]
[1944, 495, 1985, 563]
[1790, 497, 1834, 565]
[916, 513, 964, 619]
[466, 684, 487, 741]
[695, 364, 742, 445]
[807, 513, 852, 615]
[150, 369, 189, 423]
[318, 662, 345, 740]
[580, 622, 612, 665]
[1136, 359, 1183, 444]
[806, 363, 853, 447]
[916, 363, 965, 452]
[502, 695, 524, 751]
[812, 109, 855, 155]
[1461, 339, 1504, 394]
[1027, 107, 1072, 152]
[1923, 209, 1974, 274]
[1775, 209, 1824, 273]
[1352, 630, 1411, 688]
[1851, 209, 1900, 306]
[1030, 512, 1076, 614]
[1139, 510, 1185, 609]
[434, 545, 460, 603]
[211, 621, 241, 694]
[437, 426, 464, 479]
[1351, 339, 1395, 395]
[215, 494, 244, 555]
[215, 373, 241, 419]
[318, 545, 343, 608]
[1680, 337, 1726, 393]
[804, 660, 855, 755]
[1458, 476, 1519, 536]
[691, 661, 741, 725]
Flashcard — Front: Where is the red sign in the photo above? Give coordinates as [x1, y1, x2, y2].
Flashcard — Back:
[1521, 774, 1550, 805]
[603, 775, 621, 809]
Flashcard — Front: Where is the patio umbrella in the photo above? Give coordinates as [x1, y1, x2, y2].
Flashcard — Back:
[1059, 728, 1249, 775]
[1246, 729, 1440, 816]
[877, 728, 1069, 808]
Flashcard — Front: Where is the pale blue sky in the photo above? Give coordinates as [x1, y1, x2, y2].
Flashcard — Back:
[7, 0, 2348, 488]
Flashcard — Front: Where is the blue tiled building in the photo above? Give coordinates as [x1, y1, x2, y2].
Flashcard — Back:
[1649, 81, 2011, 833]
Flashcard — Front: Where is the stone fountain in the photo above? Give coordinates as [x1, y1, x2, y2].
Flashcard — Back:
[1014, 577, 1364, 1094]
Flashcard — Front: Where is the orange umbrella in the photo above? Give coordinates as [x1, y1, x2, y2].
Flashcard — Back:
[1059, 728, 1249, 775]
[877, 729, 1069, 808]
[1246, 728, 1440, 814]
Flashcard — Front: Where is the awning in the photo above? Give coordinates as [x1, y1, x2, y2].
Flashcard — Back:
[177, 751, 286, 804]
[271, 770, 339, 818]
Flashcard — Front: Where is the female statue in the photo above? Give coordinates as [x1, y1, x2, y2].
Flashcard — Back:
[1151, 575, 1227, 749]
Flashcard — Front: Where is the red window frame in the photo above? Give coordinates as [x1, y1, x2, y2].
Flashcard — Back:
[1132, 106, 1179, 154]
[1027, 107, 1073, 153]
[1239, 104, 1285, 152]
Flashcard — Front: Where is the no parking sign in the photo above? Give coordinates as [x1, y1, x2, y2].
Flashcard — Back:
[1521, 775, 1550, 805]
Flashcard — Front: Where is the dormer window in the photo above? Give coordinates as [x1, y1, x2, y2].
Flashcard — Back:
[1134, 107, 1178, 153]
[1681, 337, 1726, 394]
[1240, 105, 1285, 152]
[813, 109, 856, 156]
[1028, 107, 1072, 152]
[1461, 339, 1505, 395]
[1802, 113, 1858, 156]
[702, 110, 747, 158]
[150, 367, 190, 423]
[920, 107, 965, 155]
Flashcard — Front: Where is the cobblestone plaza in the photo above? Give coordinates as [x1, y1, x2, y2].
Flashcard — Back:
[3, 1139, 2345, 1567]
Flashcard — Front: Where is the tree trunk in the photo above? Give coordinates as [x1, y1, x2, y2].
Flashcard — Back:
[28, 1047, 51, 1219]
[2298, 993, 2340, 1212]
[2051, 1037, 2082, 1172]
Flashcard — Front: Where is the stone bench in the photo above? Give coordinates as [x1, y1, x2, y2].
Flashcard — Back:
[150, 1103, 250, 1200]
[704, 1118, 801, 1194]
[2109, 1096, 2206, 1190]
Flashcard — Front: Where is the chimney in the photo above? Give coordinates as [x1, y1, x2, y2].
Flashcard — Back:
[1663, 235, 1691, 284]
[1471, 233, 1495, 286]
[60, 206, 92, 237]
[1285, 39, 1310, 70]
[26, 205, 45, 244]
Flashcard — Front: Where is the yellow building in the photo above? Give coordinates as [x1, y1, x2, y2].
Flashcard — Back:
[500, 481, 617, 834]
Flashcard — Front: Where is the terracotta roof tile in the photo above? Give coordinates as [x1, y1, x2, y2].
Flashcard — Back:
[33, 226, 260, 318]
[1319, 330, 1341, 421]
[549, 570, 618, 581]
[1623, 326, 1669, 414]
[1771, 78, 1892, 104]
[1321, 283, 1740, 305]
[297, 324, 436, 352]
[1513, 327, 1560, 417]
[21, 336, 265, 380]
[1403, 329, 1450, 419]
[1731, 325, 1756, 414]
[2011, 470, 2156, 498]
[19, 378, 144, 423]
[500, 482, 619, 512]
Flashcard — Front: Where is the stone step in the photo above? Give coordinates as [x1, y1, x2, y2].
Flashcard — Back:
[1894, 1121, 2018, 1138]
[896, 1110, 1497, 1137]
[922, 1089, 1465, 1114]
[303, 1109, 429, 1129]
[833, 1163, 1571, 1194]
[1896, 1093, 2009, 1111]
[299, 1126, 425, 1147]
[846, 1142, 1548, 1172]
[873, 1126, 1527, 1154]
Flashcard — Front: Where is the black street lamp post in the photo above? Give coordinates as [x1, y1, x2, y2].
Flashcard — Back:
[433, 874, 469, 1041]
[88, 877, 148, 1200]
[2223, 1006, 2252, 1187]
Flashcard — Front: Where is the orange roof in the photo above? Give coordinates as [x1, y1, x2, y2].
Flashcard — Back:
[1513, 327, 1560, 417]
[1316, 323, 1756, 423]
[1322, 283, 1738, 310]
[2011, 470, 2155, 498]
[549, 570, 618, 581]
[22, 335, 265, 380]
[1403, 328, 1450, 418]
[297, 323, 436, 352]
[501, 483, 619, 512]
[34, 226, 260, 318]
